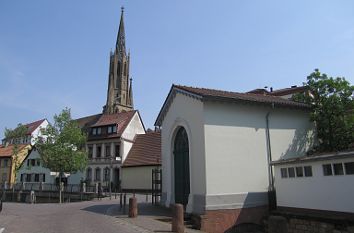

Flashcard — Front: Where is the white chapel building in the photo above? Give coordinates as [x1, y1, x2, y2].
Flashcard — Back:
[155, 85, 314, 233]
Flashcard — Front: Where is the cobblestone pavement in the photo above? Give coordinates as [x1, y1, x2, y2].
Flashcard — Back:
[0, 198, 152, 233]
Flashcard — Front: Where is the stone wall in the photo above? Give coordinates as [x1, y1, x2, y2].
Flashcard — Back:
[268, 215, 354, 233]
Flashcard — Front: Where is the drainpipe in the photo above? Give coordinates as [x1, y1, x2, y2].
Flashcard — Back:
[266, 103, 276, 210]
[265, 111, 274, 191]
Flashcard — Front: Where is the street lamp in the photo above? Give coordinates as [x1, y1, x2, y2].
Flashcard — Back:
[109, 156, 113, 200]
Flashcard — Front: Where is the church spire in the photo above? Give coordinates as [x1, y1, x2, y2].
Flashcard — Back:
[116, 7, 126, 61]
[104, 7, 134, 114]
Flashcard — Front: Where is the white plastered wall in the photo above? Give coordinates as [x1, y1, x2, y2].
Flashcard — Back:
[121, 112, 145, 162]
[274, 157, 354, 213]
[17, 148, 84, 184]
[121, 166, 160, 190]
[30, 120, 49, 145]
[161, 93, 206, 213]
[203, 101, 314, 210]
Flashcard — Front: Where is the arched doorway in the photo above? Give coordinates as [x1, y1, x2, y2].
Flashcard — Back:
[174, 127, 190, 206]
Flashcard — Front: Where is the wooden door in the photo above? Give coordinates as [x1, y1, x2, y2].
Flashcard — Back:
[174, 127, 190, 206]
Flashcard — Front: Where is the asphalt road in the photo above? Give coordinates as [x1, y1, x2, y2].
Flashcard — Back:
[0, 199, 149, 233]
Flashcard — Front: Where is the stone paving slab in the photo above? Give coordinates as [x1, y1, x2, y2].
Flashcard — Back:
[109, 194, 204, 233]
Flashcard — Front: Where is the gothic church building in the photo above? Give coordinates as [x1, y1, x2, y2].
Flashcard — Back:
[76, 8, 145, 189]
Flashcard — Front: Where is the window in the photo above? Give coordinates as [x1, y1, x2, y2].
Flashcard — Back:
[20, 174, 24, 182]
[86, 168, 92, 181]
[105, 145, 111, 157]
[88, 146, 93, 159]
[296, 167, 304, 177]
[2, 173, 7, 182]
[92, 128, 97, 135]
[345, 162, 354, 175]
[323, 164, 333, 176]
[4, 159, 8, 167]
[31, 159, 36, 166]
[304, 166, 313, 177]
[96, 146, 101, 158]
[26, 174, 31, 182]
[115, 145, 120, 158]
[35, 174, 39, 182]
[97, 128, 101, 135]
[104, 167, 110, 182]
[37, 159, 40, 166]
[112, 125, 117, 133]
[41, 174, 46, 182]
[280, 168, 288, 178]
[288, 167, 295, 178]
[333, 163, 344, 175]
[95, 168, 101, 181]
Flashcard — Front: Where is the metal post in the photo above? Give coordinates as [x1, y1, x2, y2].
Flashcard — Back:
[120, 193, 123, 209]
[109, 156, 113, 200]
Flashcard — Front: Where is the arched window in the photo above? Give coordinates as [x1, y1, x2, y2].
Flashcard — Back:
[95, 167, 101, 181]
[86, 168, 92, 181]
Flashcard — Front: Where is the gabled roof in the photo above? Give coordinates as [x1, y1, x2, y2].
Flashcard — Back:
[0, 144, 30, 157]
[24, 119, 46, 135]
[123, 132, 161, 167]
[75, 114, 102, 129]
[155, 85, 311, 126]
[269, 86, 308, 96]
[272, 150, 354, 166]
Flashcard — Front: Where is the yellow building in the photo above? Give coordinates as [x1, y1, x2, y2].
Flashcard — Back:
[0, 144, 31, 184]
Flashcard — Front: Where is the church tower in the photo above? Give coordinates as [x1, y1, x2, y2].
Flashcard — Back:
[104, 7, 134, 114]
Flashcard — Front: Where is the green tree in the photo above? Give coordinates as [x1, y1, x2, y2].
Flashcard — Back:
[293, 69, 354, 152]
[4, 124, 28, 181]
[36, 108, 88, 203]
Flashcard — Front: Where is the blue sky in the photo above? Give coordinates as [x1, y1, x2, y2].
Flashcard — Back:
[1, 0, 354, 136]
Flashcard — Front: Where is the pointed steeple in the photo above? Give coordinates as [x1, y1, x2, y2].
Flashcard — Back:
[104, 7, 134, 114]
[116, 7, 126, 61]
[128, 78, 133, 107]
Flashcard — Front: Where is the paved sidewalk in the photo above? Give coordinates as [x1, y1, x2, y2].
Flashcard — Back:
[108, 194, 204, 233]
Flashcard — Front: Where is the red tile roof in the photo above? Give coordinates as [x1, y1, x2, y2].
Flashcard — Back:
[0, 144, 28, 157]
[75, 114, 102, 129]
[123, 132, 161, 167]
[174, 85, 310, 109]
[269, 86, 308, 96]
[24, 119, 46, 135]
[91, 110, 136, 128]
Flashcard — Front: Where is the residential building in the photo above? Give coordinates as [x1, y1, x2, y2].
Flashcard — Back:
[16, 146, 84, 185]
[77, 110, 145, 189]
[121, 131, 161, 192]
[76, 8, 146, 189]
[0, 144, 31, 184]
[2, 119, 49, 146]
[155, 85, 315, 233]
[0, 119, 49, 185]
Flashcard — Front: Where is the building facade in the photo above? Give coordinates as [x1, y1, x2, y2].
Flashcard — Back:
[76, 8, 146, 189]
[155, 85, 315, 233]
[103, 7, 133, 114]
[273, 150, 354, 215]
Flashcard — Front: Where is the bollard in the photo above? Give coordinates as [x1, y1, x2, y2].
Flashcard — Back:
[120, 193, 123, 209]
[0, 198, 2, 212]
[30, 191, 35, 204]
[128, 197, 138, 218]
[17, 190, 22, 202]
[172, 204, 184, 233]
[123, 193, 127, 213]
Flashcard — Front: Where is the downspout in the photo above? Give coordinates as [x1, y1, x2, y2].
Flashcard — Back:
[266, 103, 276, 210]
[265, 111, 274, 191]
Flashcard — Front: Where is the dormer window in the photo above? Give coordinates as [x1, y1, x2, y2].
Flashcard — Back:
[92, 128, 97, 135]
[108, 125, 117, 134]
